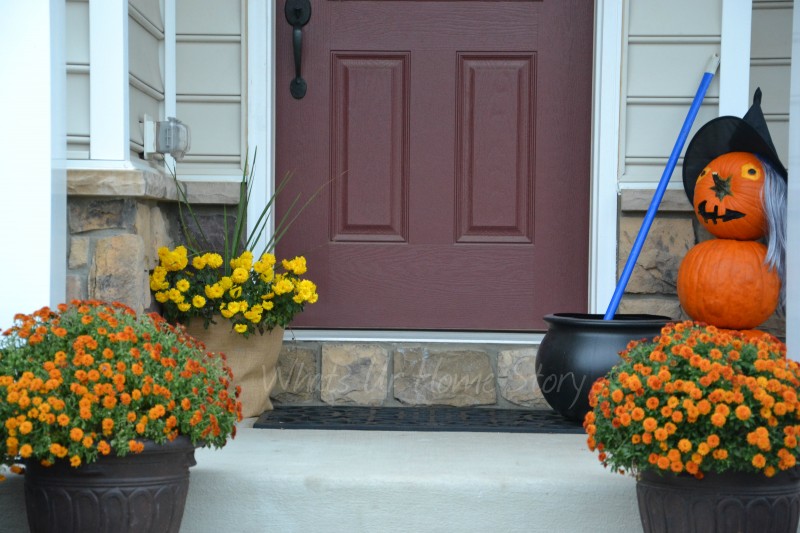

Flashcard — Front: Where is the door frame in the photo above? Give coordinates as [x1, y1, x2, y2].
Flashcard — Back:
[249, 0, 621, 342]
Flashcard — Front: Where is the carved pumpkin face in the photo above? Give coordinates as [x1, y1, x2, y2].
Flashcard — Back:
[693, 152, 766, 240]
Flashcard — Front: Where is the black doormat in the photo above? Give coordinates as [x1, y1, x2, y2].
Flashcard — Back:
[254, 406, 585, 434]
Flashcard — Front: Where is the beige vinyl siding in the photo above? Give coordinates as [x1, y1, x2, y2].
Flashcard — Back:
[620, 0, 722, 186]
[751, 0, 793, 166]
[621, 0, 794, 186]
[129, 0, 165, 158]
[175, 0, 246, 177]
[66, 0, 90, 159]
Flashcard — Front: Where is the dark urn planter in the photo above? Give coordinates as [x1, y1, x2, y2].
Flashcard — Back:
[24, 436, 196, 533]
[536, 313, 671, 421]
[637, 468, 800, 532]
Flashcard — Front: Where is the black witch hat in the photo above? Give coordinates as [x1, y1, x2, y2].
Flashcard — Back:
[682, 87, 788, 203]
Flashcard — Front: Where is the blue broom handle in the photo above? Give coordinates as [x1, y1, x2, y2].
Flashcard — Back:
[604, 53, 721, 320]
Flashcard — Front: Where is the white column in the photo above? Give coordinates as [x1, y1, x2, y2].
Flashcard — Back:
[589, 0, 624, 314]
[89, 0, 129, 161]
[164, 0, 177, 119]
[0, 0, 67, 326]
[719, 0, 753, 116]
[248, 0, 274, 254]
[786, 4, 800, 359]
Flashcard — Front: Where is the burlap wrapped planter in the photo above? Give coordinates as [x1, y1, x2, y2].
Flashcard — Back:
[186, 322, 284, 418]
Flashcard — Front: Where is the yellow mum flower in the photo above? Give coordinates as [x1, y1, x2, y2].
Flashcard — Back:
[294, 279, 317, 303]
[282, 256, 307, 275]
[168, 289, 184, 303]
[204, 284, 224, 299]
[192, 255, 208, 269]
[231, 267, 249, 284]
[230, 251, 254, 270]
[192, 295, 206, 308]
[229, 286, 243, 299]
[254, 257, 270, 274]
[154, 291, 169, 303]
[158, 246, 189, 271]
[244, 309, 262, 323]
[259, 269, 275, 283]
[234, 324, 248, 334]
[220, 305, 234, 319]
[220, 277, 233, 290]
[204, 253, 223, 269]
[177, 302, 191, 312]
[273, 278, 294, 295]
[176, 279, 190, 292]
[260, 253, 276, 267]
[149, 267, 168, 291]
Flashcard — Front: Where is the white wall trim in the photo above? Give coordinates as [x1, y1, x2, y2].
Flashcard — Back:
[589, 0, 624, 314]
[164, 0, 176, 119]
[50, 0, 67, 305]
[284, 330, 545, 345]
[786, 2, 799, 358]
[720, 0, 753, 116]
[0, 0, 67, 326]
[247, 0, 274, 253]
[89, 0, 129, 161]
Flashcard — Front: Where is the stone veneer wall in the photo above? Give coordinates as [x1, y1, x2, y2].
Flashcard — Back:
[65, 168, 240, 312]
[66, 175, 786, 409]
[272, 341, 549, 409]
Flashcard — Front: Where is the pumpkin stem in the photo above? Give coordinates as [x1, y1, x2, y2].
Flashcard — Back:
[710, 173, 733, 200]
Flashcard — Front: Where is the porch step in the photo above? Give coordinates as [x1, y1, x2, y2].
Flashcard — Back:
[0, 419, 642, 532]
[181, 419, 640, 532]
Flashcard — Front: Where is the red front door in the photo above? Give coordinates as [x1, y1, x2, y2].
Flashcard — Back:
[276, 1, 593, 331]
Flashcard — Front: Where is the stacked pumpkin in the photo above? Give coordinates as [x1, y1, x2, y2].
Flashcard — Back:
[677, 89, 787, 331]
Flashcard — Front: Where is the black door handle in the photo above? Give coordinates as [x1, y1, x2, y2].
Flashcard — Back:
[285, 0, 312, 99]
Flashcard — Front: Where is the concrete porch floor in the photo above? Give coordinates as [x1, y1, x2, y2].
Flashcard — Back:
[180, 419, 641, 533]
[0, 419, 642, 533]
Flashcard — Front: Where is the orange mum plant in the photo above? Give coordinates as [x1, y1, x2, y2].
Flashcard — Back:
[0, 300, 241, 478]
[585, 321, 800, 479]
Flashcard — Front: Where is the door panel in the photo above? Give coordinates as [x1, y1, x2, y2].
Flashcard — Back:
[275, 1, 593, 331]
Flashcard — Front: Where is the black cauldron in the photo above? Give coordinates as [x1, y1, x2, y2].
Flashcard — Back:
[536, 313, 672, 421]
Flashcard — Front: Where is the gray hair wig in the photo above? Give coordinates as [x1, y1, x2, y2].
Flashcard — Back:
[759, 156, 787, 314]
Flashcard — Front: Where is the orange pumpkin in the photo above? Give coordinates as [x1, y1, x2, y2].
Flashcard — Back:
[677, 239, 780, 329]
[693, 152, 766, 240]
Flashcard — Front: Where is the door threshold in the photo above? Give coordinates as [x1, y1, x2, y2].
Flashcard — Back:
[282, 329, 545, 344]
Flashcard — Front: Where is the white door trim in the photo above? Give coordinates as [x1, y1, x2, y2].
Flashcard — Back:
[589, 0, 624, 315]
[247, 0, 275, 255]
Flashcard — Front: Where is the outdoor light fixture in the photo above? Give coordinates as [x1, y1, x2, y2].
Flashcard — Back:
[142, 115, 191, 161]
